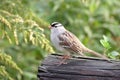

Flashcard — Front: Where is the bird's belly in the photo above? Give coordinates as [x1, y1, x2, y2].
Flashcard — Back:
[51, 35, 66, 52]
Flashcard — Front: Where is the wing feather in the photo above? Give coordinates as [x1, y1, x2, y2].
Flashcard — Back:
[58, 31, 84, 54]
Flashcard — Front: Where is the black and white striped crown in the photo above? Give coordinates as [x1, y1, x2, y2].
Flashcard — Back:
[51, 22, 63, 28]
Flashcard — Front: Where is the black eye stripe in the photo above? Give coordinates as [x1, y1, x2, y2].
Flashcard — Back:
[51, 22, 59, 27]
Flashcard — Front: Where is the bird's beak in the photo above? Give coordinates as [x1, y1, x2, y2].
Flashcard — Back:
[48, 26, 51, 29]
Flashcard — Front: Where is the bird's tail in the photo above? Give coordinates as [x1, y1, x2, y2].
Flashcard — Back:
[85, 48, 108, 59]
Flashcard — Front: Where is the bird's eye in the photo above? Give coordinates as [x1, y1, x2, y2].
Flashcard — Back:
[54, 26, 57, 28]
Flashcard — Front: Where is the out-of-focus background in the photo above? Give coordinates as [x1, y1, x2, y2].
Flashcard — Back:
[0, 0, 120, 80]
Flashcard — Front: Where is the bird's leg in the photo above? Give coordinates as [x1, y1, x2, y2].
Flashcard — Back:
[57, 54, 71, 66]
[59, 54, 71, 59]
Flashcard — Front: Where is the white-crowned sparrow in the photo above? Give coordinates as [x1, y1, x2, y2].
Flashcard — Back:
[50, 22, 108, 59]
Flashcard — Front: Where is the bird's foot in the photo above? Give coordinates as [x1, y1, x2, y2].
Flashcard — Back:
[59, 55, 71, 59]
[56, 55, 71, 66]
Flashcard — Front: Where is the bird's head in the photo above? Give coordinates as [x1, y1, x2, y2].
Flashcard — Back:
[49, 22, 66, 33]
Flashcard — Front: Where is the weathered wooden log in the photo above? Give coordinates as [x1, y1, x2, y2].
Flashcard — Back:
[37, 54, 120, 80]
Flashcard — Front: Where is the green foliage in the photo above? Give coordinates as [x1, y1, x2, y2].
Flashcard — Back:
[0, 66, 13, 80]
[0, 53, 22, 80]
[100, 35, 111, 50]
[0, 0, 54, 80]
[100, 35, 120, 59]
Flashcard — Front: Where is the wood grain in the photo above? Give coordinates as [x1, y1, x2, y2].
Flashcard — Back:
[37, 54, 120, 80]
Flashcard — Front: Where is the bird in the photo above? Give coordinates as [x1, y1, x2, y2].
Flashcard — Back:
[49, 22, 108, 61]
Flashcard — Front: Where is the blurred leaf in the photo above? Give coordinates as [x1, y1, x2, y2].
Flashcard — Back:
[103, 35, 109, 41]
[100, 35, 111, 49]
[24, 71, 36, 79]
[108, 51, 120, 59]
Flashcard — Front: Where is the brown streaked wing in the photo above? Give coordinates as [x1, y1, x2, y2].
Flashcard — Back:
[58, 30, 83, 54]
